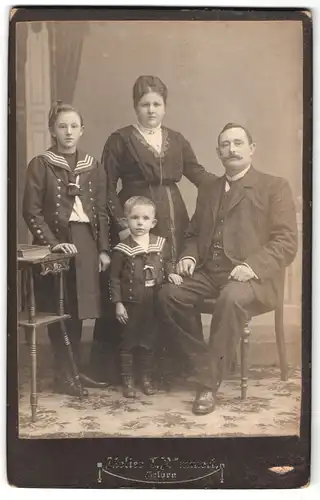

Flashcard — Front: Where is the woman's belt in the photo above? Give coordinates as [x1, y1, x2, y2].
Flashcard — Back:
[123, 179, 176, 189]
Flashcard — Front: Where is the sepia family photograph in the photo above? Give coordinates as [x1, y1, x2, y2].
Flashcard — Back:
[12, 11, 306, 448]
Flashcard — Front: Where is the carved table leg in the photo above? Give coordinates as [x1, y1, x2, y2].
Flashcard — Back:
[241, 322, 251, 400]
[30, 326, 37, 422]
[58, 272, 64, 316]
[28, 266, 36, 322]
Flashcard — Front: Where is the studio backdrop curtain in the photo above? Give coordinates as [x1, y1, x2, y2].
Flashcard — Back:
[48, 22, 89, 104]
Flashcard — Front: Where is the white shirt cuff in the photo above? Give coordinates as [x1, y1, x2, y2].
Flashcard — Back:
[180, 256, 197, 265]
[243, 262, 259, 279]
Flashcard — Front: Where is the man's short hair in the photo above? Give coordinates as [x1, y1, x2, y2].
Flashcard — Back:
[124, 196, 156, 216]
[218, 123, 253, 145]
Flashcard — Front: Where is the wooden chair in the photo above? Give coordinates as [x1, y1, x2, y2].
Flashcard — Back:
[196, 272, 288, 400]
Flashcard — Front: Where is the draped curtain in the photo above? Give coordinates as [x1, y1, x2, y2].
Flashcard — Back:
[16, 23, 28, 244]
[48, 22, 89, 104]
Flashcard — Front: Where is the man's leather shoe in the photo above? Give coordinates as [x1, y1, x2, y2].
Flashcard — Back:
[52, 379, 89, 398]
[192, 390, 215, 415]
[79, 373, 109, 388]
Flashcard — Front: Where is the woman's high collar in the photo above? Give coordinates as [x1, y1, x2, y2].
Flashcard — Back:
[135, 122, 162, 135]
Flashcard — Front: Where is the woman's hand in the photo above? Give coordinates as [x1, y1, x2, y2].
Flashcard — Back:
[116, 302, 128, 324]
[168, 273, 183, 285]
[51, 243, 77, 254]
[99, 252, 111, 272]
[119, 228, 131, 241]
[176, 258, 196, 277]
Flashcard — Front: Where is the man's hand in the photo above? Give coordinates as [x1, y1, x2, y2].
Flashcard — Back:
[99, 251, 111, 272]
[168, 273, 183, 285]
[51, 243, 77, 254]
[116, 302, 128, 324]
[176, 258, 196, 277]
[229, 265, 256, 282]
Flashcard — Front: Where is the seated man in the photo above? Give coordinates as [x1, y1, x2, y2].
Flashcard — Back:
[158, 122, 298, 415]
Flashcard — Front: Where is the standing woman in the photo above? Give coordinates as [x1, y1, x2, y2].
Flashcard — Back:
[92, 75, 211, 385]
[23, 101, 110, 396]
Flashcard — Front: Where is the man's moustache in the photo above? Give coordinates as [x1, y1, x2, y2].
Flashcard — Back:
[226, 155, 242, 160]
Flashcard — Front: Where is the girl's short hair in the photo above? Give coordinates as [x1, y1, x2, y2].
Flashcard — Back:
[124, 196, 156, 216]
[132, 75, 168, 108]
[48, 100, 84, 131]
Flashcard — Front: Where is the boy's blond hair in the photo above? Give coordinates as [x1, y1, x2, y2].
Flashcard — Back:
[124, 196, 156, 217]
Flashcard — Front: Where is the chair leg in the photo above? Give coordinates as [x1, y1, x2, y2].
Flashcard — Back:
[30, 326, 37, 422]
[275, 307, 288, 381]
[240, 322, 250, 400]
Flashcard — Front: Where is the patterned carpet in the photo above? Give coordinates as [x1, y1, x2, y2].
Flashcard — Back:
[18, 345, 301, 438]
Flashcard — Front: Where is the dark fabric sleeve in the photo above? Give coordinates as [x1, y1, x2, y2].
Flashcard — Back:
[109, 250, 125, 303]
[179, 181, 211, 262]
[180, 133, 215, 187]
[102, 132, 128, 233]
[96, 162, 110, 253]
[245, 178, 298, 280]
[22, 157, 60, 248]
[162, 240, 175, 277]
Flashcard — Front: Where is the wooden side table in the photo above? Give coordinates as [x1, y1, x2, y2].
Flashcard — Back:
[18, 252, 83, 422]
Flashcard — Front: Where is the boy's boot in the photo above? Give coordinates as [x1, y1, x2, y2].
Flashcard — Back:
[140, 348, 156, 396]
[120, 350, 136, 398]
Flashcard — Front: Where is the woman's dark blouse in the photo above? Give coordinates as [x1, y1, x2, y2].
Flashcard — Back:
[104, 125, 211, 262]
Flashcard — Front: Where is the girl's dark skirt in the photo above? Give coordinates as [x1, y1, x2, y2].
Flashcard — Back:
[32, 222, 101, 379]
[120, 286, 157, 352]
[69, 222, 101, 319]
[34, 222, 100, 319]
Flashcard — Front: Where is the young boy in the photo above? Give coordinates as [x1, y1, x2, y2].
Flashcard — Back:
[109, 196, 183, 398]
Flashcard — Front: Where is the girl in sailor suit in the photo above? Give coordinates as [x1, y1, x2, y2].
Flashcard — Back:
[110, 196, 183, 398]
[23, 101, 110, 396]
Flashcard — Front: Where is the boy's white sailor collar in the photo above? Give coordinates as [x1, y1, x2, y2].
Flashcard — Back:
[40, 147, 95, 174]
[114, 233, 166, 257]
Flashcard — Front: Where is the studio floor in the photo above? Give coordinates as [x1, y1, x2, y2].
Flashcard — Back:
[18, 343, 301, 439]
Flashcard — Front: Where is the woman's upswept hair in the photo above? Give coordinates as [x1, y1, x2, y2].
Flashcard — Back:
[132, 75, 168, 108]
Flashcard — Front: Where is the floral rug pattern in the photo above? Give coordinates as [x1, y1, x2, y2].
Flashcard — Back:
[18, 346, 301, 438]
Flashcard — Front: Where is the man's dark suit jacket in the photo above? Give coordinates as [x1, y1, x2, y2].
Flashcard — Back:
[179, 167, 298, 312]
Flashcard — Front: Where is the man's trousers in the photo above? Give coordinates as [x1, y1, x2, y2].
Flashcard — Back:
[158, 264, 258, 392]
